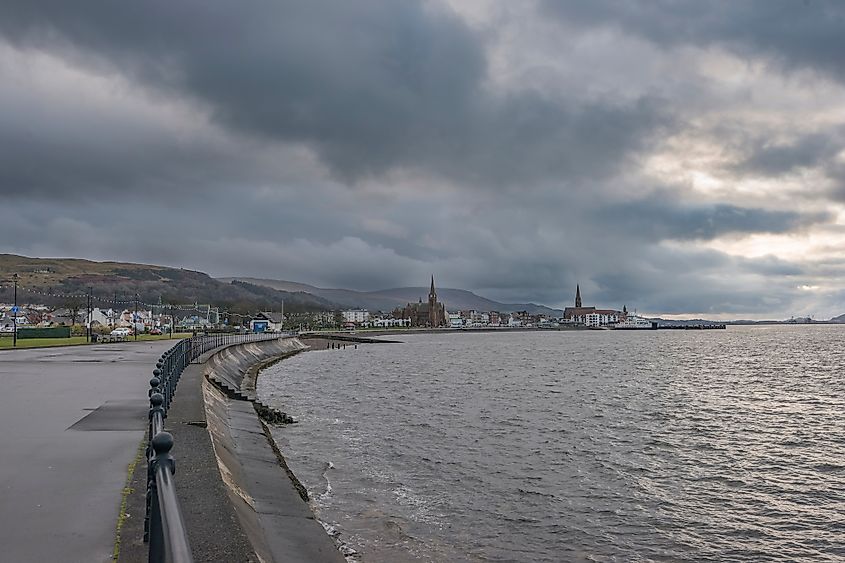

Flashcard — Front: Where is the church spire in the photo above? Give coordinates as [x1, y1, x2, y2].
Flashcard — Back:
[575, 284, 582, 308]
[429, 275, 437, 303]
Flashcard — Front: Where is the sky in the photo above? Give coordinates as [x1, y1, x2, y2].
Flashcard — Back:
[2, 1, 845, 319]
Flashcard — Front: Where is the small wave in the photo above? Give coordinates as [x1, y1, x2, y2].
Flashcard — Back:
[317, 461, 335, 503]
[319, 520, 361, 562]
[813, 463, 845, 473]
[518, 487, 557, 500]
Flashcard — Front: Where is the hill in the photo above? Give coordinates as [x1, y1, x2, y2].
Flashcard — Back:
[0, 254, 334, 313]
[221, 277, 563, 315]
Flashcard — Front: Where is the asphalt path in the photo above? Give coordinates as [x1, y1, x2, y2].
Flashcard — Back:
[0, 341, 175, 563]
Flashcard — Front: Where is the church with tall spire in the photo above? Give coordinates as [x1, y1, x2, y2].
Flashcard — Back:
[563, 284, 622, 326]
[393, 275, 447, 327]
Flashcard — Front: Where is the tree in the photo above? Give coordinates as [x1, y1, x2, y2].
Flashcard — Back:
[65, 297, 84, 326]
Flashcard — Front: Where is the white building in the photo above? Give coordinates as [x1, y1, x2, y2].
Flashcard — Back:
[250, 311, 285, 332]
[448, 313, 463, 328]
[583, 311, 620, 327]
[372, 317, 410, 328]
[86, 307, 114, 327]
[342, 310, 370, 325]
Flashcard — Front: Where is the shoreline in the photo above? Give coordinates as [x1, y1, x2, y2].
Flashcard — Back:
[305, 326, 588, 338]
[252, 336, 394, 562]
[149, 337, 348, 563]
[205, 337, 346, 562]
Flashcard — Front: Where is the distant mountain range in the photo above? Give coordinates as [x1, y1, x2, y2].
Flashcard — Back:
[218, 277, 563, 315]
[5, 254, 845, 321]
[0, 254, 561, 315]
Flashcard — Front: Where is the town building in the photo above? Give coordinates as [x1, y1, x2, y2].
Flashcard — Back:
[562, 285, 621, 326]
[249, 311, 285, 332]
[392, 276, 447, 327]
[342, 310, 370, 325]
[448, 313, 463, 328]
[371, 317, 410, 328]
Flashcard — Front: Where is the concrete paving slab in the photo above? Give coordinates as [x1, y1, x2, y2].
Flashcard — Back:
[260, 513, 346, 562]
[0, 340, 174, 563]
[68, 400, 149, 431]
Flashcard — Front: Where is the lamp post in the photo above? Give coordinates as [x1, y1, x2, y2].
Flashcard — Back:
[12, 273, 18, 348]
[134, 292, 139, 341]
[86, 287, 92, 343]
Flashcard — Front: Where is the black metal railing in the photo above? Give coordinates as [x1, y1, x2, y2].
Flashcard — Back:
[187, 331, 292, 363]
[143, 332, 289, 562]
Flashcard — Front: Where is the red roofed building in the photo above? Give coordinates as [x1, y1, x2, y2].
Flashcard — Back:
[562, 285, 622, 327]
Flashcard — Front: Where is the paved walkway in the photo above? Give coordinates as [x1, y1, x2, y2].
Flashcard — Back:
[0, 341, 175, 563]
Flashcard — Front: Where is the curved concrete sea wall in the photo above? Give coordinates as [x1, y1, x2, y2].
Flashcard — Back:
[205, 337, 308, 396]
[201, 337, 345, 563]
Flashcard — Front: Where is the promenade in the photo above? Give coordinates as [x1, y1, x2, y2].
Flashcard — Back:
[0, 341, 174, 563]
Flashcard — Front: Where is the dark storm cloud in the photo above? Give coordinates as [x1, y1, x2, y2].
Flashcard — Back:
[540, 0, 845, 81]
[0, 96, 266, 201]
[594, 270, 786, 315]
[598, 196, 829, 242]
[0, 1, 842, 319]
[823, 162, 845, 202]
[0, 0, 668, 188]
[586, 246, 810, 316]
[736, 256, 805, 277]
[734, 133, 842, 177]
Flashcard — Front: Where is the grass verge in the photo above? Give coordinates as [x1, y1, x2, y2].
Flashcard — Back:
[0, 333, 193, 350]
[114, 437, 147, 561]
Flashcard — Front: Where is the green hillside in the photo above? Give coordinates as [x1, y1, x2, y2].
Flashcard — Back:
[0, 254, 335, 313]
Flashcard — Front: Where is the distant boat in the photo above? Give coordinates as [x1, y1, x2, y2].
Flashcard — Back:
[613, 315, 657, 330]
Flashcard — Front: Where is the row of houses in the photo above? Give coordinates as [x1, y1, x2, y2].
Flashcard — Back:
[337, 286, 633, 330]
[337, 308, 551, 329]
[0, 304, 287, 333]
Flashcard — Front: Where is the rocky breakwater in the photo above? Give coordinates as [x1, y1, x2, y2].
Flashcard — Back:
[202, 337, 346, 563]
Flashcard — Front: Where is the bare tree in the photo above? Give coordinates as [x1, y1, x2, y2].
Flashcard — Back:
[65, 297, 83, 326]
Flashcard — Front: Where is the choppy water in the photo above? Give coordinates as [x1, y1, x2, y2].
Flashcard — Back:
[258, 326, 845, 562]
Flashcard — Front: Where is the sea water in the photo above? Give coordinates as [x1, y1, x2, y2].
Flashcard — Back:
[258, 326, 845, 562]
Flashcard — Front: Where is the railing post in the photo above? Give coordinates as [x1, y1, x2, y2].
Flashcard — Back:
[148, 432, 176, 563]
[148, 471, 163, 562]
[145, 392, 166, 542]
[149, 375, 161, 398]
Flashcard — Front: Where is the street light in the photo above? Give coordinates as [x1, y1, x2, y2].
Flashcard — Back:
[134, 292, 139, 341]
[12, 273, 18, 348]
[86, 287, 93, 343]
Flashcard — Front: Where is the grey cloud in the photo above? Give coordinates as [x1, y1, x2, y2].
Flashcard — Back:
[0, 189, 830, 318]
[734, 133, 842, 176]
[823, 162, 845, 202]
[0, 1, 842, 319]
[540, 1, 845, 82]
[597, 196, 828, 242]
[737, 256, 805, 277]
[586, 246, 810, 315]
[0, 46, 290, 202]
[0, 0, 668, 188]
